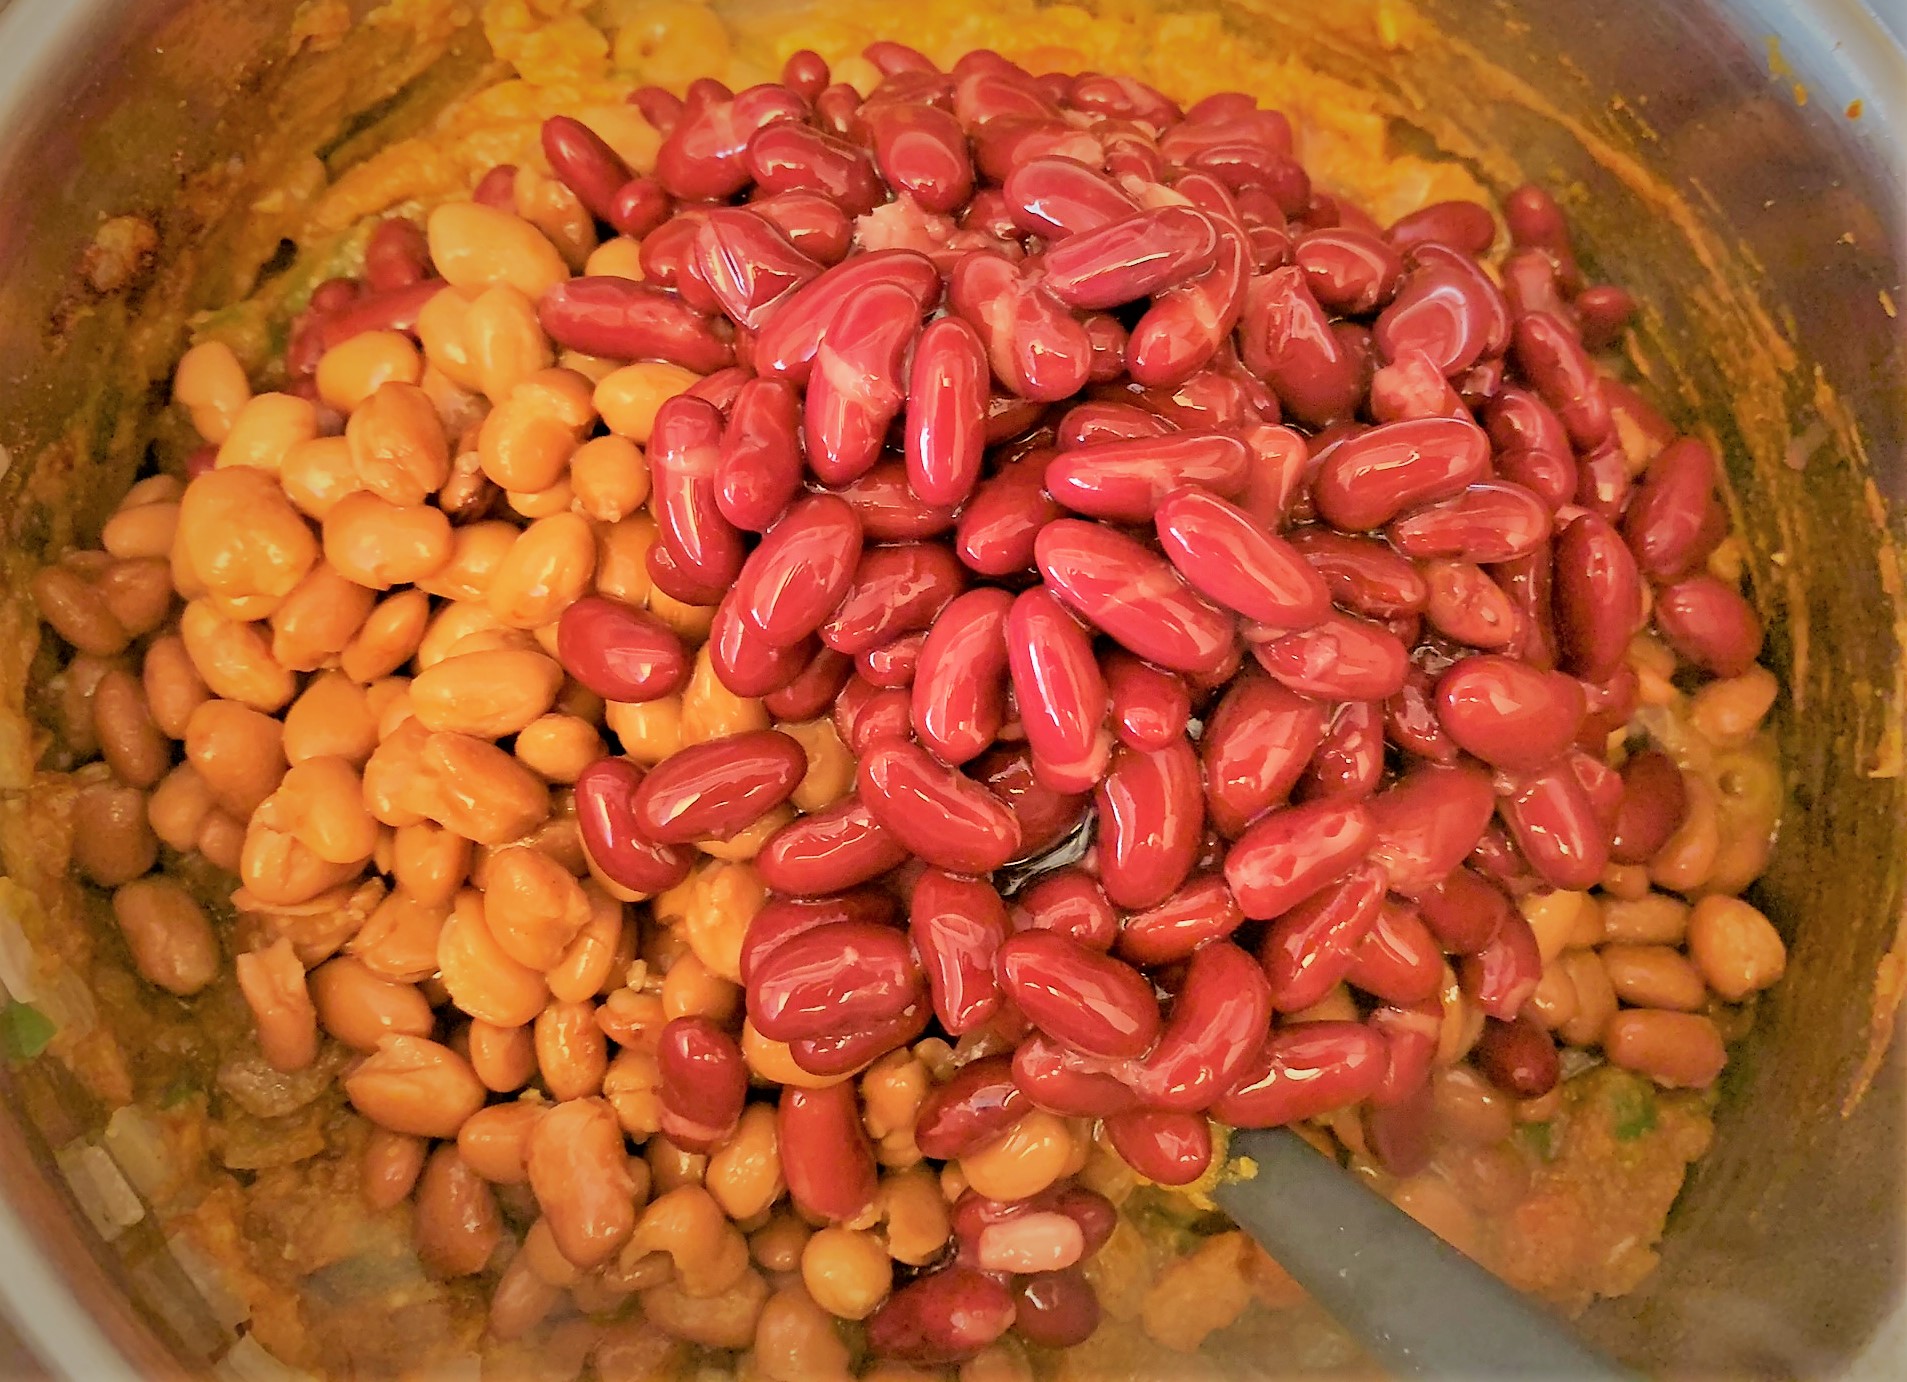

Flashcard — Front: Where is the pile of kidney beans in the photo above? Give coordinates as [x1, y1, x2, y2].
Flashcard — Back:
[488, 38, 1763, 1361]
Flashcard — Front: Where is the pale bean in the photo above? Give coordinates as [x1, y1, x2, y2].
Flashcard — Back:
[410, 647, 564, 738]
[750, 1214, 813, 1275]
[345, 379, 451, 506]
[310, 954, 434, 1051]
[344, 1034, 486, 1138]
[238, 818, 365, 908]
[363, 719, 431, 827]
[630, 1183, 750, 1297]
[604, 1046, 663, 1138]
[516, 714, 605, 785]
[754, 1285, 852, 1382]
[215, 392, 317, 473]
[95, 558, 174, 639]
[959, 1111, 1076, 1203]
[1601, 892, 1690, 946]
[469, 1018, 539, 1094]
[593, 513, 656, 605]
[801, 1228, 892, 1322]
[646, 1135, 710, 1195]
[71, 775, 158, 886]
[184, 698, 286, 817]
[268, 562, 377, 673]
[428, 202, 571, 300]
[570, 436, 651, 523]
[1690, 667, 1778, 746]
[489, 512, 597, 630]
[32, 565, 129, 656]
[173, 340, 251, 444]
[1557, 950, 1619, 1047]
[707, 1104, 784, 1222]
[195, 810, 246, 872]
[254, 756, 380, 864]
[1686, 895, 1787, 1001]
[741, 1021, 855, 1089]
[323, 491, 453, 591]
[280, 436, 363, 519]
[639, 1269, 769, 1351]
[1650, 772, 1720, 894]
[489, 1249, 562, 1342]
[594, 362, 700, 445]
[457, 1100, 544, 1183]
[537, 999, 609, 1101]
[485, 845, 594, 971]
[439, 889, 550, 1027]
[414, 1145, 503, 1278]
[515, 166, 597, 270]
[546, 884, 627, 1004]
[605, 695, 683, 766]
[281, 672, 377, 767]
[646, 581, 716, 641]
[360, 1128, 427, 1211]
[112, 877, 218, 996]
[1601, 943, 1709, 1012]
[235, 937, 320, 1072]
[1604, 1010, 1728, 1089]
[1430, 1064, 1515, 1147]
[464, 285, 553, 403]
[141, 634, 210, 740]
[412, 730, 551, 845]
[527, 1097, 640, 1270]
[317, 331, 423, 414]
[681, 646, 767, 745]
[178, 599, 296, 712]
[92, 668, 170, 789]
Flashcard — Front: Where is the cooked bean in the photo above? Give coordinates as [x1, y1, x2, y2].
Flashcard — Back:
[344, 1034, 487, 1138]
[1604, 1010, 1728, 1089]
[360, 1128, 427, 1212]
[414, 1145, 503, 1278]
[71, 774, 158, 886]
[1686, 895, 1787, 1001]
[111, 877, 218, 996]
[528, 1097, 640, 1269]
[173, 340, 251, 443]
[802, 1227, 892, 1321]
[309, 955, 434, 1051]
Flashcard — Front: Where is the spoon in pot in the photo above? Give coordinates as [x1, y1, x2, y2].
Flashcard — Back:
[1213, 1127, 1637, 1380]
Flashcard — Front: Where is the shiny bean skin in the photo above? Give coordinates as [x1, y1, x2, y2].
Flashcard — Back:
[955, 451, 1062, 578]
[757, 796, 909, 896]
[1435, 654, 1586, 772]
[558, 597, 687, 703]
[414, 1146, 503, 1278]
[1154, 486, 1330, 628]
[1497, 758, 1611, 892]
[865, 1267, 1016, 1366]
[1094, 738, 1203, 910]
[857, 740, 1023, 874]
[1212, 1021, 1389, 1128]
[1252, 611, 1409, 703]
[112, 878, 219, 996]
[1036, 520, 1235, 676]
[948, 251, 1092, 404]
[1224, 798, 1375, 920]
[527, 1097, 639, 1269]
[1105, 1109, 1214, 1187]
[1134, 941, 1272, 1111]
[1364, 764, 1497, 895]
[633, 731, 807, 844]
[574, 757, 694, 896]
[1312, 416, 1491, 532]
[779, 1082, 879, 1224]
[804, 280, 926, 484]
[910, 869, 1011, 1035]
[748, 920, 923, 1043]
[309, 956, 434, 1052]
[343, 1035, 486, 1139]
[1201, 673, 1326, 837]
[1005, 587, 1111, 794]
[995, 931, 1161, 1059]
[910, 588, 1012, 766]
[1653, 575, 1766, 678]
[906, 317, 990, 507]
[821, 542, 966, 657]
[914, 1056, 1025, 1160]
[1552, 512, 1645, 683]
[1259, 863, 1387, 1012]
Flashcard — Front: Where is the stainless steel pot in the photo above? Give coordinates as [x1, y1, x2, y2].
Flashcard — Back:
[0, 0, 1900, 1376]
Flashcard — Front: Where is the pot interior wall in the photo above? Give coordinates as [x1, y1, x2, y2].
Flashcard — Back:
[0, 0, 1901, 1375]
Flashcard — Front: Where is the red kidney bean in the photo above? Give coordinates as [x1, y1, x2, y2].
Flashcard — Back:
[745, 120, 885, 215]
[1423, 558, 1520, 649]
[790, 1002, 931, 1076]
[996, 931, 1162, 1059]
[829, 459, 960, 542]
[575, 758, 692, 895]
[908, 587, 1014, 766]
[904, 865, 1006, 1036]
[754, 249, 939, 385]
[972, 116, 1106, 186]
[1094, 730, 1204, 905]
[1105, 1109, 1213, 1186]
[1201, 675, 1327, 835]
[1373, 243, 1510, 376]
[1369, 995, 1441, 1107]
[1495, 446, 1578, 515]
[1154, 486, 1331, 630]
[740, 892, 899, 988]
[1576, 662, 1641, 750]
[636, 211, 707, 300]
[1654, 575, 1764, 678]
[1369, 350, 1468, 423]
[632, 731, 808, 845]
[1083, 313, 1129, 381]
[973, 744, 1090, 857]
[749, 189, 853, 264]
[1127, 199, 1250, 387]
[761, 648, 852, 724]
[1036, 520, 1236, 676]
[1039, 206, 1220, 310]
[538, 278, 733, 372]
[1574, 435, 1632, 522]
[1503, 184, 1582, 288]
[1132, 941, 1270, 1111]
[1014, 1270, 1101, 1351]
[1579, 281, 1638, 351]
[1365, 764, 1495, 895]
[781, 48, 830, 99]
[1259, 862, 1386, 1011]
[1501, 248, 1572, 323]
[1252, 612, 1408, 702]
[1474, 1015, 1560, 1098]
[1469, 821, 1540, 896]
[915, 1056, 1025, 1160]
[780, 1083, 879, 1223]
[1497, 759, 1610, 891]
[1213, 1021, 1388, 1128]
[900, 317, 990, 508]
[1571, 749, 1624, 836]
[656, 1017, 747, 1151]
[949, 251, 1093, 403]
[472, 163, 518, 210]
[1045, 433, 1249, 522]
[1603, 382, 1677, 467]
[867, 1267, 1016, 1365]
[557, 596, 687, 704]
[749, 920, 923, 1042]
[1238, 265, 1365, 426]
[810, 82, 864, 140]
[1011, 1032, 1140, 1117]
[1389, 481, 1553, 565]
[542, 115, 635, 223]
[858, 740, 1024, 874]
[1004, 587, 1111, 794]
[1116, 874, 1245, 968]
[1386, 200, 1496, 258]
[606, 177, 671, 240]
[1386, 663, 1460, 764]
[758, 796, 910, 895]
[1491, 544, 1559, 671]
[1622, 438, 1721, 580]
[1362, 1071, 1435, 1177]
[645, 536, 730, 608]
[833, 676, 913, 755]
[1294, 226, 1404, 313]
[364, 217, 430, 292]
[726, 494, 864, 646]
[1416, 867, 1510, 955]
[1610, 750, 1690, 865]
[1485, 385, 1571, 459]
[858, 627, 925, 690]
[955, 451, 1062, 577]
[865, 102, 974, 213]
[1552, 511, 1644, 683]
[1006, 868, 1108, 947]
[1459, 909, 1542, 1019]
[1285, 530, 1427, 617]
[1002, 155, 1139, 239]
[1513, 312, 1611, 449]
[310, 281, 443, 354]
[691, 208, 826, 332]
[1434, 654, 1585, 772]
[803, 280, 921, 485]
[1344, 899, 1443, 1007]
[1225, 798, 1375, 920]
[1103, 652, 1190, 753]
[1297, 700, 1385, 804]
[1065, 70, 1179, 123]
[822, 543, 966, 656]
[1311, 415, 1491, 532]
[655, 83, 806, 201]
[711, 377, 800, 531]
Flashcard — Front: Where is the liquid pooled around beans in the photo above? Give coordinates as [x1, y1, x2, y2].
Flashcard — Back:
[11, 0, 1787, 1377]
